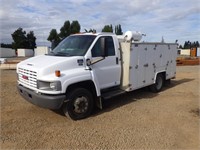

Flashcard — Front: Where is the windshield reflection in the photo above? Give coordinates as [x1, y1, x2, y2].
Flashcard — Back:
[49, 35, 96, 56]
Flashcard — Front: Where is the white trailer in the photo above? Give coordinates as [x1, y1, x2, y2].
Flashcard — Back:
[197, 47, 200, 57]
[0, 48, 16, 58]
[17, 31, 178, 120]
[17, 49, 34, 57]
[180, 49, 190, 56]
[34, 46, 50, 56]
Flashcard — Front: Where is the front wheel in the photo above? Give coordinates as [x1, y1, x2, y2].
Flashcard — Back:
[63, 88, 94, 120]
[149, 74, 164, 93]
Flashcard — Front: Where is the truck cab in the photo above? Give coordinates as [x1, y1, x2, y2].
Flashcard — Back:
[17, 33, 121, 120]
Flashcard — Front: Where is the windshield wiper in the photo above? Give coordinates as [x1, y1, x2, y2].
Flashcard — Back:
[55, 52, 70, 56]
[46, 51, 55, 56]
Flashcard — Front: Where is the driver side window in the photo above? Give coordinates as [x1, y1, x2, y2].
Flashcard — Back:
[91, 38, 102, 57]
[92, 36, 115, 57]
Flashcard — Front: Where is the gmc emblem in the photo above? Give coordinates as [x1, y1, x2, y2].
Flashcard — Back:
[22, 75, 29, 80]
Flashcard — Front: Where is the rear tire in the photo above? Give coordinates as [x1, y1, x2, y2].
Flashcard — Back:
[149, 74, 164, 93]
[63, 88, 94, 120]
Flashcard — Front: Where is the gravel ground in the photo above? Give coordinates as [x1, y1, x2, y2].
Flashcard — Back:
[1, 66, 199, 149]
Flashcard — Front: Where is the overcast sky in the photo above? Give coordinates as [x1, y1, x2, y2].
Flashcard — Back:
[0, 0, 199, 46]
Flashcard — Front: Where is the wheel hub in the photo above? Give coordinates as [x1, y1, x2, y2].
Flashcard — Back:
[74, 96, 89, 114]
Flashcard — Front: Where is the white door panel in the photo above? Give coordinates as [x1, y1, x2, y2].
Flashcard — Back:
[92, 56, 120, 89]
[90, 36, 121, 89]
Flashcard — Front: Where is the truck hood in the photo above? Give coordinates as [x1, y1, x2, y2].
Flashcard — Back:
[17, 55, 86, 78]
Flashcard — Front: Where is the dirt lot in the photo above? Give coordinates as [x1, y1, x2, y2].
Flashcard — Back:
[1, 66, 199, 149]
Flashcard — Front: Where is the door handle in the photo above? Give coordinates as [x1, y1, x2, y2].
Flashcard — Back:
[116, 57, 119, 64]
[144, 63, 148, 67]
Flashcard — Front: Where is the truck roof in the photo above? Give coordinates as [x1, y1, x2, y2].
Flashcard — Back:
[73, 32, 115, 36]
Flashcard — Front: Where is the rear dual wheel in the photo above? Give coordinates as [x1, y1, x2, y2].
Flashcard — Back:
[149, 74, 164, 93]
[63, 88, 94, 120]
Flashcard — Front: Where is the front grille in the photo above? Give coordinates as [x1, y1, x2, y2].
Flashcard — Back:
[18, 68, 37, 88]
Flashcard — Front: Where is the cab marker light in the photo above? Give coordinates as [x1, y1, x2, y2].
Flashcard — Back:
[55, 70, 61, 77]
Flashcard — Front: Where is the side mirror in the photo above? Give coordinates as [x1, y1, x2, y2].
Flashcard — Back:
[100, 37, 106, 57]
[86, 59, 91, 66]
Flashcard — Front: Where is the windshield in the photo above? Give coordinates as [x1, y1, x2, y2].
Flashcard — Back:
[50, 35, 96, 56]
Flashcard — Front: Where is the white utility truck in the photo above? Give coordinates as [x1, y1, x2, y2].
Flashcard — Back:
[17, 31, 177, 120]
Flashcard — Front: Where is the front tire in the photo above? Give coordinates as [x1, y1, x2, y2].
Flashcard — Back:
[63, 88, 94, 120]
[149, 74, 164, 93]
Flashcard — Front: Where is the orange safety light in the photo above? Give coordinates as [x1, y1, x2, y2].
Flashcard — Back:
[55, 70, 61, 77]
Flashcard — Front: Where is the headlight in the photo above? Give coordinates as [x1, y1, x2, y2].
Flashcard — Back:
[50, 82, 59, 90]
[37, 81, 61, 91]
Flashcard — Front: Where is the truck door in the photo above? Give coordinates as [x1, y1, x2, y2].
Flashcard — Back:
[91, 36, 121, 89]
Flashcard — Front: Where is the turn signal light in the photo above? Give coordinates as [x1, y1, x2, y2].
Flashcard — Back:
[55, 70, 61, 77]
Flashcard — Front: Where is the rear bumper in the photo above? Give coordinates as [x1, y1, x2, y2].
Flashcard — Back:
[17, 85, 66, 109]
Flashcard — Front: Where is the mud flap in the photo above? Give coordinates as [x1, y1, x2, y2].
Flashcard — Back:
[96, 97, 103, 109]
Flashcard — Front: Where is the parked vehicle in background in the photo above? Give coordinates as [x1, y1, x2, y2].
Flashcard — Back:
[0, 58, 7, 64]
